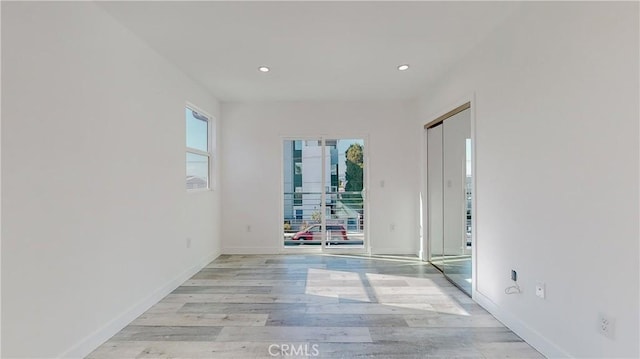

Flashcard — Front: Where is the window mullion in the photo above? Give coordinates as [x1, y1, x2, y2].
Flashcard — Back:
[186, 147, 210, 157]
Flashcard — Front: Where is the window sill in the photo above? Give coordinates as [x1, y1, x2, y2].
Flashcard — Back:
[186, 188, 212, 194]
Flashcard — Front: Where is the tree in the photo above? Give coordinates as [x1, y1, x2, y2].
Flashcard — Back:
[311, 210, 322, 222]
[344, 143, 364, 209]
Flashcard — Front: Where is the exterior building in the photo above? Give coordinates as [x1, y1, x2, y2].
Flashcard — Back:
[284, 140, 338, 230]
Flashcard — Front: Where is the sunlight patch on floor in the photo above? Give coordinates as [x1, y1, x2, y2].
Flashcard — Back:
[305, 268, 370, 302]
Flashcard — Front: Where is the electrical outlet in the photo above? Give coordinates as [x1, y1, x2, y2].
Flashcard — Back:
[535, 282, 545, 299]
[597, 313, 615, 339]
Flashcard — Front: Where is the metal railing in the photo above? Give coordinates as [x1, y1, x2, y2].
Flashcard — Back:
[283, 191, 364, 246]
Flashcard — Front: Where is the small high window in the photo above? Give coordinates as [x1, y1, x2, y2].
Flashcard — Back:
[186, 106, 212, 190]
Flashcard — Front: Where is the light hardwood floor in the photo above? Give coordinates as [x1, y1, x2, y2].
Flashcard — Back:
[88, 254, 544, 358]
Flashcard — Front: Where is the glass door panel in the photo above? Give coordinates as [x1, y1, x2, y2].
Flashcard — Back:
[283, 139, 324, 247]
[323, 139, 365, 250]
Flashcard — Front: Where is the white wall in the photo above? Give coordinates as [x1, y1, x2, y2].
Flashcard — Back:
[221, 101, 420, 255]
[1, 2, 222, 357]
[418, 2, 639, 358]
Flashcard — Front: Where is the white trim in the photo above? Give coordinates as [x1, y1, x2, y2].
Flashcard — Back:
[362, 135, 371, 256]
[223, 246, 282, 255]
[279, 139, 285, 251]
[469, 93, 477, 296]
[185, 187, 211, 195]
[370, 247, 418, 256]
[222, 245, 435, 256]
[208, 109, 218, 191]
[417, 120, 425, 260]
[320, 138, 328, 250]
[421, 127, 429, 262]
[322, 247, 370, 255]
[473, 290, 569, 358]
[280, 246, 322, 254]
[59, 251, 220, 358]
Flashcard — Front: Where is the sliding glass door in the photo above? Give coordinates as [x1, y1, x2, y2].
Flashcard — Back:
[426, 106, 473, 295]
[283, 138, 366, 252]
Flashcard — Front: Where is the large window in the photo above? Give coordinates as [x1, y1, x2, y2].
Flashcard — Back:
[186, 106, 212, 190]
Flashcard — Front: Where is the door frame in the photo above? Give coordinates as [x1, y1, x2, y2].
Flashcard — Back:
[422, 94, 477, 297]
[280, 135, 371, 255]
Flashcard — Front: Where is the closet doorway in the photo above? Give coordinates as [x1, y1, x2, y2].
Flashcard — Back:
[425, 103, 473, 295]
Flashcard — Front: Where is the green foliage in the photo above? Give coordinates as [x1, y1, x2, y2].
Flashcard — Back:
[345, 143, 364, 193]
[346, 143, 363, 166]
[344, 143, 364, 210]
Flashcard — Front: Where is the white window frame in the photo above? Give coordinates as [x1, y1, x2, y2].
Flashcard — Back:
[186, 103, 215, 192]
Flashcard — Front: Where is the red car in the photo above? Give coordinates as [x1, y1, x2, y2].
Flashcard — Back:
[292, 224, 348, 241]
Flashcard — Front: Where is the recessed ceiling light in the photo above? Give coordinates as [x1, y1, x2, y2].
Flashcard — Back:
[397, 64, 410, 71]
[258, 66, 270, 73]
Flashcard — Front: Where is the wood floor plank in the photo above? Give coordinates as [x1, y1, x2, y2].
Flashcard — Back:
[130, 313, 268, 327]
[110, 326, 221, 342]
[87, 254, 544, 358]
[172, 285, 272, 294]
[179, 302, 308, 314]
[266, 313, 409, 327]
[215, 326, 372, 343]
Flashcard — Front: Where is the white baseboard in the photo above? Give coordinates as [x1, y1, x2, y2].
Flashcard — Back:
[222, 246, 281, 254]
[473, 289, 570, 358]
[221, 247, 418, 256]
[370, 247, 418, 256]
[59, 251, 220, 358]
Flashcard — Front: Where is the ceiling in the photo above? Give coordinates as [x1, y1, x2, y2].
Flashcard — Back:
[98, 1, 521, 102]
